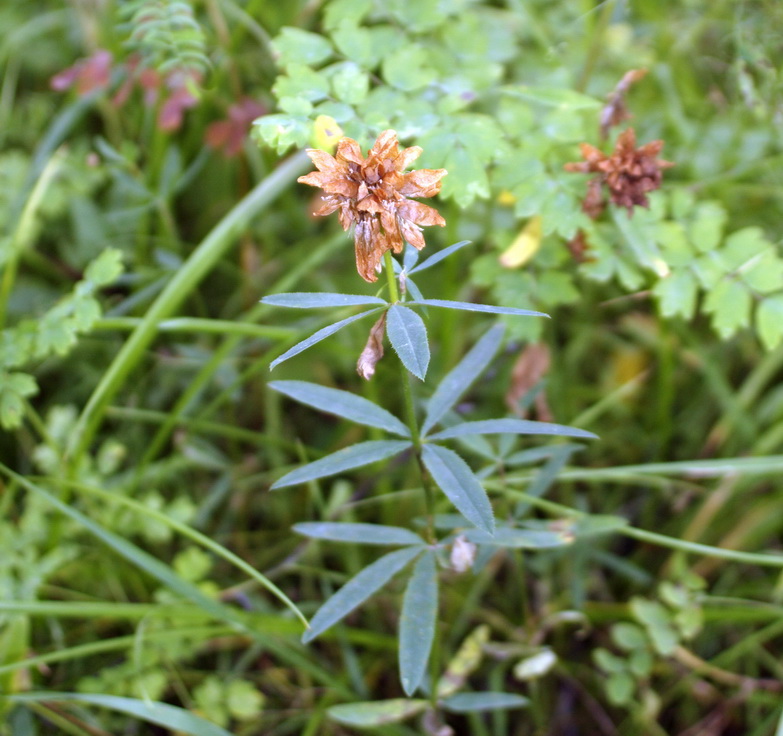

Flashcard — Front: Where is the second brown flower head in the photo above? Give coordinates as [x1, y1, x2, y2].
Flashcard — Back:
[298, 130, 447, 282]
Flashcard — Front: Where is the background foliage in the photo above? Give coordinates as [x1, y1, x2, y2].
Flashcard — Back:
[1, 0, 783, 734]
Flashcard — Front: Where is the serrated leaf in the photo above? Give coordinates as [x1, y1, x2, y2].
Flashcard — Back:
[329, 61, 369, 104]
[324, 0, 373, 31]
[429, 418, 597, 440]
[269, 380, 410, 436]
[703, 279, 751, 339]
[382, 44, 436, 91]
[269, 308, 381, 370]
[293, 522, 423, 546]
[272, 27, 333, 66]
[408, 240, 472, 274]
[421, 444, 494, 534]
[399, 551, 438, 695]
[253, 113, 311, 154]
[327, 699, 428, 727]
[441, 692, 530, 713]
[442, 146, 490, 207]
[84, 248, 123, 285]
[271, 440, 412, 489]
[688, 201, 727, 253]
[303, 546, 422, 642]
[653, 270, 698, 319]
[386, 304, 429, 379]
[422, 324, 505, 435]
[7, 693, 232, 736]
[262, 293, 387, 309]
[0, 372, 38, 429]
[757, 295, 783, 350]
[273, 64, 331, 102]
[410, 299, 547, 318]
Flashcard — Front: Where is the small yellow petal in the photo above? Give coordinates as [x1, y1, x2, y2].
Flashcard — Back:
[311, 115, 343, 153]
[499, 215, 542, 269]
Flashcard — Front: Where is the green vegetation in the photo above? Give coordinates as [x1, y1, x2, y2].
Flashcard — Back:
[2, 1, 783, 734]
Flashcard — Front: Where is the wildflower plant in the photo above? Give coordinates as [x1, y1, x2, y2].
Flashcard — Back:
[262, 130, 597, 720]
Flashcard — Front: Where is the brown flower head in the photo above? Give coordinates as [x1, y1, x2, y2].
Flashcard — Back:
[298, 130, 447, 282]
[565, 128, 674, 214]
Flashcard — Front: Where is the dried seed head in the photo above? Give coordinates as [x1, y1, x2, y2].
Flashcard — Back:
[565, 128, 674, 215]
[298, 130, 447, 282]
[450, 534, 477, 573]
[356, 313, 386, 380]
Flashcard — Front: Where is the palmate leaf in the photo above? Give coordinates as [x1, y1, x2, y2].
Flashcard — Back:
[269, 380, 410, 437]
[429, 418, 597, 441]
[463, 527, 570, 549]
[421, 324, 505, 435]
[293, 522, 423, 546]
[421, 444, 494, 535]
[386, 304, 430, 380]
[303, 546, 423, 643]
[408, 240, 472, 274]
[399, 551, 438, 695]
[271, 440, 412, 489]
[261, 292, 387, 309]
[7, 693, 231, 736]
[269, 308, 382, 370]
[410, 298, 548, 318]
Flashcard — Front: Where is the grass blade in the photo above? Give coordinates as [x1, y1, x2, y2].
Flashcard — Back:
[7, 693, 231, 736]
[271, 440, 412, 489]
[421, 444, 495, 535]
[411, 299, 548, 318]
[270, 380, 410, 437]
[399, 551, 438, 696]
[303, 546, 423, 643]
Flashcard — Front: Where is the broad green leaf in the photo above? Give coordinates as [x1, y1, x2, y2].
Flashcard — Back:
[442, 145, 490, 206]
[7, 693, 231, 736]
[409, 240, 472, 274]
[269, 308, 381, 369]
[504, 85, 601, 109]
[656, 221, 694, 268]
[741, 250, 783, 294]
[303, 546, 423, 642]
[293, 522, 423, 546]
[323, 0, 373, 31]
[421, 324, 505, 435]
[463, 527, 569, 549]
[329, 61, 370, 104]
[703, 279, 751, 339]
[441, 692, 530, 713]
[607, 673, 634, 705]
[84, 248, 123, 285]
[386, 0, 445, 31]
[429, 418, 597, 440]
[261, 292, 387, 309]
[757, 295, 783, 350]
[272, 27, 333, 66]
[611, 623, 648, 652]
[253, 113, 311, 154]
[411, 299, 547, 318]
[327, 699, 428, 727]
[271, 440, 412, 489]
[269, 380, 410, 436]
[653, 269, 698, 319]
[0, 372, 38, 429]
[399, 551, 438, 695]
[382, 44, 436, 91]
[386, 304, 430, 380]
[630, 598, 678, 655]
[273, 64, 331, 102]
[421, 444, 494, 534]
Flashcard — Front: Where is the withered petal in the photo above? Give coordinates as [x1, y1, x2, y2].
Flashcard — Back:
[394, 145, 423, 170]
[320, 179, 360, 197]
[400, 168, 447, 197]
[367, 129, 399, 163]
[399, 218, 425, 250]
[336, 137, 364, 165]
[305, 148, 343, 174]
[397, 199, 446, 227]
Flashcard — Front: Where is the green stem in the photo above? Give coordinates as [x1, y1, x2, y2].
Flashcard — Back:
[66, 150, 310, 468]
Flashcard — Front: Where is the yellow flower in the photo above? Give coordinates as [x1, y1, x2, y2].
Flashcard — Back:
[298, 129, 447, 282]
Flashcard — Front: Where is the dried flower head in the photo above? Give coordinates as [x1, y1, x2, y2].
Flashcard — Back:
[298, 130, 447, 282]
[564, 128, 674, 214]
